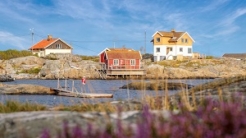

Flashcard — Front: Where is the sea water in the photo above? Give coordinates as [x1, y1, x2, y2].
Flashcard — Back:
[1, 79, 212, 106]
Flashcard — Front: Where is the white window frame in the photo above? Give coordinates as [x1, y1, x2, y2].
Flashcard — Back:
[130, 59, 136, 66]
[156, 37, 160, 42]
[56, 44, 62, 49]
[113, 59, 119, 66]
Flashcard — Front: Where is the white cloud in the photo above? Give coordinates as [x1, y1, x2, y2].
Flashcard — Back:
[0, 31, 29, 49]
[164, 13, 188, 31]
[215, 8, 246, 36]
[200, 0, 229, 12]
[0, 1, 37, 24]
[222, 8, 246, 26]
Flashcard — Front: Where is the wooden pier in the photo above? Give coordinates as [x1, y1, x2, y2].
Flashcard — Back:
[51, 79, 113, 98]
[50, 88, 113, 98]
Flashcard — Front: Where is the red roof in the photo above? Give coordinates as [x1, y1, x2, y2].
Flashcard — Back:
[105, 48, 141, 59]
[29, 38, 58, 50]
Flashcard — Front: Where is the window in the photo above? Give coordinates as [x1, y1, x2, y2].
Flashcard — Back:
[113, 59, 119, 65]
[160, 56, 166, 60]
[156, 37, 160, 42]
[130, 59, 136, 65]
[156, 47, 160, 52]
[169, 47, 173, 51]
[179, 48, 183, 52]
[185, 39, 188, 43]
[188, 48, 192, 53]
[56, 44, 62, 49]
[181, 38, 184, 43]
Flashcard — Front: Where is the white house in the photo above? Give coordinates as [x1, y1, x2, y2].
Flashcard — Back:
[151, 29, 195, 61]
[29, 35, 73, 57]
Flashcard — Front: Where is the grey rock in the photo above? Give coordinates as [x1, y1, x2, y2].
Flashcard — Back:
[0, 84, 52, 95]
[0, 109, 172, 138]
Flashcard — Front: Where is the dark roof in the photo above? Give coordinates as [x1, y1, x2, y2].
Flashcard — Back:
[222, 53, 246, 59]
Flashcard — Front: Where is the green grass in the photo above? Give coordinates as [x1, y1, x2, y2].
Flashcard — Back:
[0, 101, 46, 113]
[80, 55, 99, 62]
[156, 58, 225, 68]
[19, 67, 41, 74]
[0, 49, 33, 60]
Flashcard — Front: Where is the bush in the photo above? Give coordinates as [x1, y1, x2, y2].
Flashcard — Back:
[0, 49, 33, 60]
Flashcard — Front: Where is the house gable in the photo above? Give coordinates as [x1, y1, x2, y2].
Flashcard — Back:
[176, 33, 194, 46]
[46, 39, 72, 49]
[152, 30, 195, 46]
[29, 35, 73, 50]
[29, 38, 58, 50]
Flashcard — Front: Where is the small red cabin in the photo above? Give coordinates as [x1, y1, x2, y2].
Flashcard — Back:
[98, 48, 145, 77]
[99, 48, 142, 69]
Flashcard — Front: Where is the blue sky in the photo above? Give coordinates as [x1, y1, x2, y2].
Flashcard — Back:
[0, 0, 246, 57]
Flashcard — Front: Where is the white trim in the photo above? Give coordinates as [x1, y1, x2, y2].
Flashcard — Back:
[151, 31, 164, 37]
[177, 32, 195, 42]
[58, 38, 73, 49]
[130, 59, 136, 66]
[138, 51, 142, 59]
[113, 59, 119, 66]
[98, 47, 111, 55]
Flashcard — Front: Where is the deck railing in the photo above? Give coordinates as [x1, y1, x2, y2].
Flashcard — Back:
[99, 63, 144, 70]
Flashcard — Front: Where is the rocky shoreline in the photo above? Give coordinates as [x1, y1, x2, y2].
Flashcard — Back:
[0, 54, 246, 80]
[0, 75, 15, 82]
[0, 57, 246, 137]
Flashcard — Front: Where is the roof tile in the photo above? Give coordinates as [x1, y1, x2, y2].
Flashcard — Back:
[106, 48, 141, 59]
[29, 38, 58, 50]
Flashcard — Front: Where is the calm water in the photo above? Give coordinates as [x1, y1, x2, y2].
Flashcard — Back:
[1, 79, 212, 106]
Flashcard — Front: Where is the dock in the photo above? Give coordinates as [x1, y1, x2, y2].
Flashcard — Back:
[50, 79, 113, 98]
[50, 88, 113, 98]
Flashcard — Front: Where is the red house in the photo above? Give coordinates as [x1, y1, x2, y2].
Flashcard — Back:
[98, 48, 145, 78]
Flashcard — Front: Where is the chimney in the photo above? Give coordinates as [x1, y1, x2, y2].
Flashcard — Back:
[171, 29, 175, 33]
[47, 35, 52, 41]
